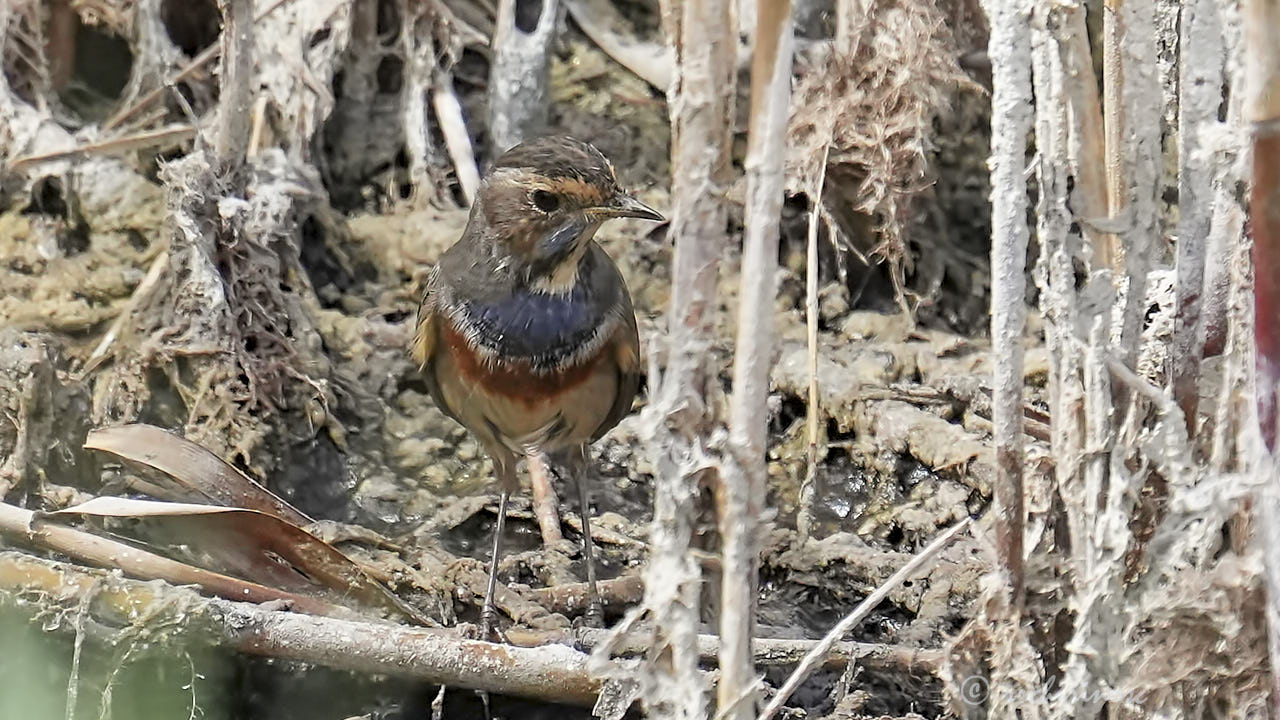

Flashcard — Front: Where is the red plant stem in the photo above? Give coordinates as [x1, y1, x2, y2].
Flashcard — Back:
[1253, 126, 1280, 452]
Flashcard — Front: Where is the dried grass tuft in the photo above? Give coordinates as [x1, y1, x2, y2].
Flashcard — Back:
[787, 0, 979, 305]
[90, 151, 339, 474]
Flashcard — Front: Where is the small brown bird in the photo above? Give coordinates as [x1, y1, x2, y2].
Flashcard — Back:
[412, 136, 663, 633]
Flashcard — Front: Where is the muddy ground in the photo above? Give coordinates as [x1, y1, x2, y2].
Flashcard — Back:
[0, 5, 1007, 718]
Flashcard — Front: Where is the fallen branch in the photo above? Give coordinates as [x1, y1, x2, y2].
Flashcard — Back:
[526, 573, 645, 615]
[0, 549, 947, 709]
[506, 626, 943, 675]
[0, 551, 603, 706]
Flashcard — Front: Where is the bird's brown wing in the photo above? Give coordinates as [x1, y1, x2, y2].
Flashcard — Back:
[591, 304, 642, 444]
[412, 268, 465, 428]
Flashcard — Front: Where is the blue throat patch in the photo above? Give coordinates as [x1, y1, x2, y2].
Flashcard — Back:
[462, 283, 606, 369]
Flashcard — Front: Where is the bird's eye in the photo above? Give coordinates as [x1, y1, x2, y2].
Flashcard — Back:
[531, 189, 560, 213]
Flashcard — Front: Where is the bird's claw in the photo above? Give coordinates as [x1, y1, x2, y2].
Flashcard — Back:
[577, 601, 604, 629]
[475, 605, 510, 643]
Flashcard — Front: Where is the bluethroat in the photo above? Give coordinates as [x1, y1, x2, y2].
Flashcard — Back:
[412, 135, 664, 634]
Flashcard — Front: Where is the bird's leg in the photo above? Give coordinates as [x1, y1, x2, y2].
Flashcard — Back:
[577, 476, 604, 626]
[567, 446, 604, 627]
[528, 453, 564, 546]
[480, 489, 511, 639]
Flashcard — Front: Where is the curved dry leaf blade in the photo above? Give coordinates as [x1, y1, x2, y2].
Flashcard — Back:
[51, 497, 430, 625]
[84, 423, 312, 526]
[0, 500, 343, 617]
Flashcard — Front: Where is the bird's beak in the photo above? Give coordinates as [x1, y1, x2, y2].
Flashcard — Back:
[601, 194, 665, 222]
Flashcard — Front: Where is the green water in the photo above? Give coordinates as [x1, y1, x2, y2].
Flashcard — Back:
[0, 604, 592, 719]
[0, 607, 231, 720]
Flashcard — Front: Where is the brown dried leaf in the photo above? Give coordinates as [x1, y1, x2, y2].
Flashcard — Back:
[1, 499, 344, 617]
[50, 497, 429, 625]
[84, 423, 311, 526]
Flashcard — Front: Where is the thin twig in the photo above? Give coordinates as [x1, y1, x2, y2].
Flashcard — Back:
[104, 0, 296, 130]
[756, 516, 972, 720]
[9, 126, 196, 171]
[64, 580, 95, 720]
[106, 47, 220, 131]
[82, 247, 170, 374]
[431, 685, 447, 720]
[247, 95, 270, 159]
[506, 626, 944, 674]
[797, 145, 829, 543]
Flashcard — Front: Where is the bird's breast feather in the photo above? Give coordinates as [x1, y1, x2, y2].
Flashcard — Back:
[440, 319, 609, 404]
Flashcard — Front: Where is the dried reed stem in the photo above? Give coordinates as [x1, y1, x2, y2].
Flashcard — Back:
[719, 1, 793, 715]
[797, 147, 828, 543]
[214, 0, 254, 166]
[589, 0, 737, 715]
[1057, 3, 1113, 273]
[981, 0, 1034, 607]
[432, 72, 481, 205]
[1171, 0, 1224, 435]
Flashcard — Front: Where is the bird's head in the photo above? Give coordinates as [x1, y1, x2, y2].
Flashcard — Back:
[473, 136, 664, 293]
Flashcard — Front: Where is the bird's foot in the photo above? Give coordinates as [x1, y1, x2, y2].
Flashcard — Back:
[580, 600, 604, 629]
[476, 605, 506, 642]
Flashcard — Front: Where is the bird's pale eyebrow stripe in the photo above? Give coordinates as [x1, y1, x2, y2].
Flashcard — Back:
[537, 177, 609, 206]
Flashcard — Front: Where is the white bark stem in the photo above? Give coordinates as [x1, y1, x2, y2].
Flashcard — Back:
[488, 0, 560, 152]
[1171, 0, 1224, 433]
[980, 0, 1034, 607]
[595, 0, 738, 715]
[721, 1, 793, 716]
